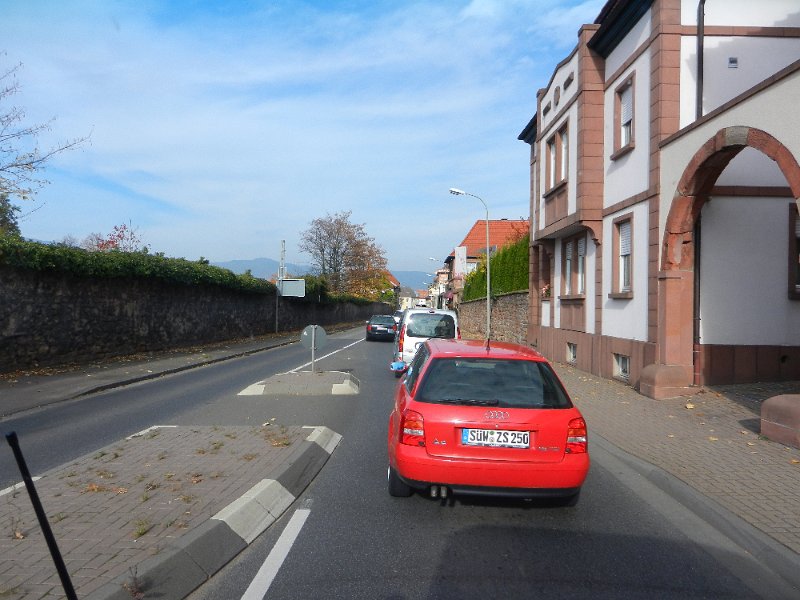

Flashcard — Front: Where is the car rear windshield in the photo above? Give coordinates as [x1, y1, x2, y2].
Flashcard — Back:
[416, 358, 572, 409]
[370, 316, 396, 325]
[405, 313, 455, 339]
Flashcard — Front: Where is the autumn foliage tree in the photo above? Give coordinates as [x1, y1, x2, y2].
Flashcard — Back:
[81, 222, 145, 252]
[299, 210, 388, 299]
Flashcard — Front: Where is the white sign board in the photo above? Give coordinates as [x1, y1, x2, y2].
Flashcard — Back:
[454, 246, 467, 277]
[277, 278, 306, 297]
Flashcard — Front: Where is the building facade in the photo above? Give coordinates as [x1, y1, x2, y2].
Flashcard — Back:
[519, 0, 800, 398]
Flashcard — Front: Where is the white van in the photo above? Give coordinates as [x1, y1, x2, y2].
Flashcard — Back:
[391, 308, 459, 376]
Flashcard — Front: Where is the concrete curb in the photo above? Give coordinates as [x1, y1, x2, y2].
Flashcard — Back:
[86, 426, 342, 600]
[592, 434, 800, 593]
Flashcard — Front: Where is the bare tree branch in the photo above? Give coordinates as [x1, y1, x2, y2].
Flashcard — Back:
[0, 55, 90, 201]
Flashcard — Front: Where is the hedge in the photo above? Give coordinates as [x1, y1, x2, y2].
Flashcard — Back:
[462, 234, 528, 301]
[0, 235, 277, 295]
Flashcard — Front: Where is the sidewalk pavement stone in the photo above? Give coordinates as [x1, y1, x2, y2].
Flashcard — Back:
[552, 363, 800, 556]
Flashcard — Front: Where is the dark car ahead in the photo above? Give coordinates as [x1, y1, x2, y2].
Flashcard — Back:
[366, 315, 397, 341]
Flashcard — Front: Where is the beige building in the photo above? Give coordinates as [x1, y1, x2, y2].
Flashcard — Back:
[519, 0, 800, 399]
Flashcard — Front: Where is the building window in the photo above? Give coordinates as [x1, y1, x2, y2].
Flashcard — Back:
[613, 353, 630, 381]
[562, 233, 586, 297]
[613, 74, 635, 158]
[567, 342, 577, 364]
[611, 215, 633, 298]
[790, 204, 800, 299]
[545, 124, 568, 192]
[564, 240, 573, 295]
[547, 138, 556, 190]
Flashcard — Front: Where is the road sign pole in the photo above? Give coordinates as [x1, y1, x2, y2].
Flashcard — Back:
[311, 325, 317, 373]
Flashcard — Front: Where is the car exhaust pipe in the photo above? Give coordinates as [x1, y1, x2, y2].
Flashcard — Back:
[430, 485, 448, 499]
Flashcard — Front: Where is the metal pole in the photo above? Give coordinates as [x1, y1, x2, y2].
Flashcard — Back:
[6, 432, 78, 600]
[311, 325, 317, 373]
[484, 203, 491, 340]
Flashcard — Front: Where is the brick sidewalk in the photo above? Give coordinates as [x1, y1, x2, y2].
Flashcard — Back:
[1, 424, 307, 599]
[554, 363, 800, 554]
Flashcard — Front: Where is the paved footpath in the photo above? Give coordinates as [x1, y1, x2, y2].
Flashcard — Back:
[1, 331, 799, 598]
[555, 363, 800, 583]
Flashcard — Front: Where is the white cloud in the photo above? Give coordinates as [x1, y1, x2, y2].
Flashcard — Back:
[3, 0, 604, 270]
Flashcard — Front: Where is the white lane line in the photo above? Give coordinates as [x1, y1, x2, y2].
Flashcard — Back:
[289, 339, 363, 372]
[240, 508, 311, 600]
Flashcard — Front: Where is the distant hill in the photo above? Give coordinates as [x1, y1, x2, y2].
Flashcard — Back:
[211, 257, 311, 280]
[212, 259, 431, 292]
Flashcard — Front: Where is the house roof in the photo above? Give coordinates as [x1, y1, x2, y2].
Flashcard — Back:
[384, 271, 401, 288]
[447, 219, 529, 260]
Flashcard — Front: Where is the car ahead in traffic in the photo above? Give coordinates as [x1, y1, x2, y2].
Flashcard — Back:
[365, 315, 397, 341]
[387, 338, 589, 504]
[390, 308, 459, 376]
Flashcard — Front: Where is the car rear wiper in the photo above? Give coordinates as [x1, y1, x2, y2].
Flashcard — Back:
[437, 398, 499, 406]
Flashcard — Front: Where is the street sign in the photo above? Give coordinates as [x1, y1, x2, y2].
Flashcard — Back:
[277, 278, 306, 297]
[300, 325, 327, 373]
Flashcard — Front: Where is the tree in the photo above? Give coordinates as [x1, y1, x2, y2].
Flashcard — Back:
[0, 192, 20, 236]
[81, 222, 145, 252]
[1, 56, 88, 201]
[299, 210, 388, 297]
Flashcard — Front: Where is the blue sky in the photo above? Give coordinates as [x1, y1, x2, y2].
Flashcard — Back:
[3, 0, 604, 272]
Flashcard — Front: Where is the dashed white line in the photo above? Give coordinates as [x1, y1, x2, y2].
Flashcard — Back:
[240, 508, 311, 599]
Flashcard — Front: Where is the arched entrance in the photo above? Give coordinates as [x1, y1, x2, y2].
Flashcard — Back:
[641, 126, 800, 399]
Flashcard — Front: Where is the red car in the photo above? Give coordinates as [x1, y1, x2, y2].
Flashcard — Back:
[387, 338, 589, 504]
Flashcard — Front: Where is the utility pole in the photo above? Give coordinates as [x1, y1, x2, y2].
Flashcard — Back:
[275, 240, 285, 333]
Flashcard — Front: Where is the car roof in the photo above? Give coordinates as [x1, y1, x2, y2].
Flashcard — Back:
[425, 338, 547, 362]
[402, 308, 457, 318]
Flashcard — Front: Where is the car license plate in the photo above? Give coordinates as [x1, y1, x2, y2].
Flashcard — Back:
[462, 429, 529, 448]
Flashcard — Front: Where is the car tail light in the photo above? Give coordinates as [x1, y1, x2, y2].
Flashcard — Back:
[400, 410, 425, 446]
[566, 417, 587, 454]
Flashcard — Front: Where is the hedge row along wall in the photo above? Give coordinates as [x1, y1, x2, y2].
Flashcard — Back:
[0, 264, 388, 373]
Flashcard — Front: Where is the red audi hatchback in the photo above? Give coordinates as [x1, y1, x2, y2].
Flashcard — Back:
[387, 338, 589, 504]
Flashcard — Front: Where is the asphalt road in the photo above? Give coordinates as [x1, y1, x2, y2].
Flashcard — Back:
[188, 330, 795, 600]
[3, 328, 796, 598]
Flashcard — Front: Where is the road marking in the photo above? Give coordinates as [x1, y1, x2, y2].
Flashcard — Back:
[289, 338, 364, 372]
[240, 508, 310, 599]
[237, 338, 364, 396]
[0, 477, 41, 498]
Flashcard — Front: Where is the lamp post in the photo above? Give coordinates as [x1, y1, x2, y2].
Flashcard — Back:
[449, 187, 490, 340]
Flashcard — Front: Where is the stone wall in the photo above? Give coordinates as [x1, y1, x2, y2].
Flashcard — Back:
[458, 292, 529, 344]
[0, 265, 388, 373]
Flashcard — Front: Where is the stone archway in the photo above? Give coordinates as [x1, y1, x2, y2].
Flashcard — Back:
[640, 127, 800, 399]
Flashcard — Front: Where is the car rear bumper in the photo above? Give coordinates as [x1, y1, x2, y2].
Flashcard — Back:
[392, 444, 589, 494]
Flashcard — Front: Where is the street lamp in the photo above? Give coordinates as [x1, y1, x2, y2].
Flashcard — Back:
[449, 187, 491, 340]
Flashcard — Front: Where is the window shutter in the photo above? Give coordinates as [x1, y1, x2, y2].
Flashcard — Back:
[619, 221, 631, 255]
[620, 85, 633, 124]
[565, 240, 573, 258]
[795, 214, 800, 237]
[577, 237, 586, 256]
